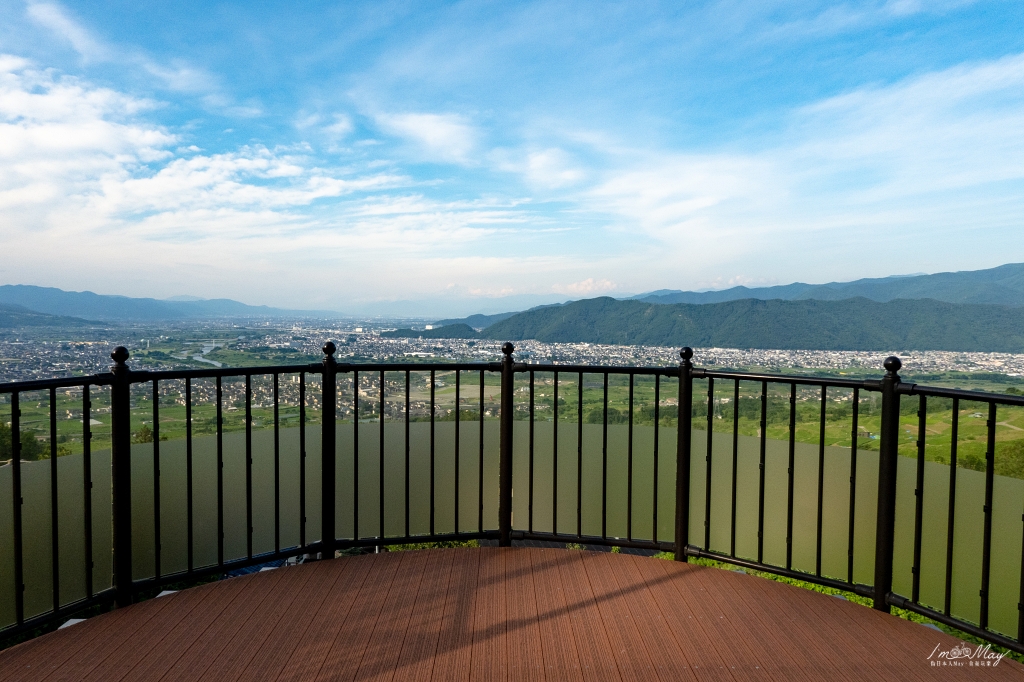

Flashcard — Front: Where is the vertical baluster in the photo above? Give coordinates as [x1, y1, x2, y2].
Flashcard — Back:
[245, 374, 253, 560]
[730, 380, 739, 558]
[216, 376, 224, 567]
[848, 387, 859, 585]
[109, 348, 132, 607]
[274, 373, 280, 553]
[552, 371, 558, 536]
[429, 369, 434, 537]
[153, 379, 161, 580]
[873, 357, 902, 613]
[944, 397, 959, 616]
[653, 374, 660, 545]
[577, 372, 583, 539]
[786, 383, 796, 570]
[321, 346, 338, 558]
[675, 348, 694, 562]
[529, 370, 535, 534]
[980, 402, 996, 629]
[627, 373, 634, 542]
[405, 370, 410, 539]
[110, 346, 133, 606]
[353, 370, 359, 541]
[299, 373, 306, 549]
[499, 344, 514, 545]
[912, 395, 927, 602]
[757, 381, 767, 564]
[379, 370, 385, 541]
[478, 370, 484, 534]
[602, 372, 609, 541]
[49, 387, 59, 612]
[455, 370, 460, 534]
[83, 384, 93, 598]
[705, 377, 714, 551]
[816, 385, 826, 577]
[12, 392, 23, 624]
[186, 379, 193, 573]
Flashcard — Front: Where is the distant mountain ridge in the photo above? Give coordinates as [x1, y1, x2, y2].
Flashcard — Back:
[0, 285, 338, 322]
[381, 324, 479, 339]
[634, 263, 1024, 306]
[0, 304, 98, 328]
[433, 312, 519, 329]
[481, 296, 1024, 352]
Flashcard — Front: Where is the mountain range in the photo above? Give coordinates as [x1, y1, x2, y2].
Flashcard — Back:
[0, 285, 335, 322]
[4, 263, 1024, 352]
[0, 304, 100, 328]
[630, 262, 1024, 307]
[479, 297, 1024, 352]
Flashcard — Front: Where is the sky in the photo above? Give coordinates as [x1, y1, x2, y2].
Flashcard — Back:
[1, 0, 1023, 317]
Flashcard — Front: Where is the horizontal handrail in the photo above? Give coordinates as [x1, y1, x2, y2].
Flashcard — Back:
[695, 367, 879, 390]
[0, 374, 112, 393]
[899, 382, 1024, 406]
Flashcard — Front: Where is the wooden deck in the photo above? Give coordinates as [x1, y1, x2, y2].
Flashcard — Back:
[0, 547, 1019, 680]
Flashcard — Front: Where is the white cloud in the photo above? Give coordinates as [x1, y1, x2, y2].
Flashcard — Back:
[0, 56, 174, 213]
[324, 114, 354, 137]
[493, 147, 585, 189]
[375, 112, 478, 164]
[554, 278, 617, 295]
[142, 60, 219, 94]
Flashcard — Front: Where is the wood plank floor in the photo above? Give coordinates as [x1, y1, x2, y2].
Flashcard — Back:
[0, 547, 1019, 681]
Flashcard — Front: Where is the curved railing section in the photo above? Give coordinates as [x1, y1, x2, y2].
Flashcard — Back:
[1, 343, 1023, 655]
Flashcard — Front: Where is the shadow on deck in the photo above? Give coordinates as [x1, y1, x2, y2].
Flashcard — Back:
[0, 547, 1017, 681]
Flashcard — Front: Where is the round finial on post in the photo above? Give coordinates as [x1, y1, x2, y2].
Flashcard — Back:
[680, 347, 693, 362]
[502, 342, 514, 358]
[322, 342, 336, 357]
[111, 346, 129, 365]
[883, 356, 902, 375]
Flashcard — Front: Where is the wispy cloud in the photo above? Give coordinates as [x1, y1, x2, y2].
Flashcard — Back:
[375, 112, 478, 164]
[759, 0, 980, 40]
[26, 2, 108, 61]
[24, 1, 252, 113]
[554, 278, 617, 295]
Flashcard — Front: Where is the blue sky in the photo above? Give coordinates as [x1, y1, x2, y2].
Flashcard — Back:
[1, 0, 1022, 316]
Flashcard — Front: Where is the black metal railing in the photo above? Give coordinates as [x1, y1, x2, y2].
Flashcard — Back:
[2, 343, 1024, 654]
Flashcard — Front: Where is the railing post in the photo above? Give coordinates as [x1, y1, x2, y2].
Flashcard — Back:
[109, 346, 133, 608]
[675, 347, 694, 561]
[873, 356, 902, 612]
[321, 342, 337, 559]
[498, 342, 515, 546]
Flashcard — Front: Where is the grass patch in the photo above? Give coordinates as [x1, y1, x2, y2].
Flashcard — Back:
[385, 540, 481, 551]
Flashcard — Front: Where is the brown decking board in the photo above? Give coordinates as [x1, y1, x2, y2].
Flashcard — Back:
[556, 548, 622, 682]
[392, 544, 457, 681]
[528, 546, 585, 681]
[239, 554, 353, 682]
[429, 545, 480, 682]
[1, 547, 1020, 681]
[503, 547, 545, 682]
[470, 541, 508, 682]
